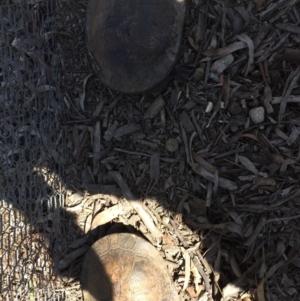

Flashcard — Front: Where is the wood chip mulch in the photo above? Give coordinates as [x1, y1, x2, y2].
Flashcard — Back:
[54, 0, 300, 301]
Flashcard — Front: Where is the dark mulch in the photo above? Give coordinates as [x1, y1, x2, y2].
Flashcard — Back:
[55, 0, 300, 300]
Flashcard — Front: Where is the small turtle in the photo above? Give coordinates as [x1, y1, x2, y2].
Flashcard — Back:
[86, 0, 186, 93]
[81, 233, 179, 301]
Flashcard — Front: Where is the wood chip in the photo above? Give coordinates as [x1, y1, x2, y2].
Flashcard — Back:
[150, 153, 160, 183]
[180, 110, 195, 133]
[113, 124, 141, 139]
[143, 95, 165, 119]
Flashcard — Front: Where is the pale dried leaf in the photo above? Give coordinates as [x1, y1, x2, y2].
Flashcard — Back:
[84, 214, 92, 234]
[91, 204, 129, 230]
[66, 191, 84, 207]
[183, 252, 191, 291]
[239, 155, 259, 175]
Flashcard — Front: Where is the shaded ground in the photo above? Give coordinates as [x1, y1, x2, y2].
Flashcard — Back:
[1, 0, 300, 300]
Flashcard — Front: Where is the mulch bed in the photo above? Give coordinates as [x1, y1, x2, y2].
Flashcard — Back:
[45, 0, 300, 300]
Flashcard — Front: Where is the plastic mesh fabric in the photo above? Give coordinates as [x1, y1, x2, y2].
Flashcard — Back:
[0, 0, 66, 300]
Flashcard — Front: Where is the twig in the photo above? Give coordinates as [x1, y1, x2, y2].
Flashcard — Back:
[108, 171, 162, 239]
[190, 162, 238, 191]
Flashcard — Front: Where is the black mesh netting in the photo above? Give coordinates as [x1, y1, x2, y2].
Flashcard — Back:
[0, 0, 66, 299]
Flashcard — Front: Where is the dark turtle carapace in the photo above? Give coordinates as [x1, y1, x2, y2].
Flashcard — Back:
[86, 0, 186, 93]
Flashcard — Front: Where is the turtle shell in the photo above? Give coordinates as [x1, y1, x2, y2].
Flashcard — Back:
[86, 0, 186, 93]
[81, 233, 179, 301]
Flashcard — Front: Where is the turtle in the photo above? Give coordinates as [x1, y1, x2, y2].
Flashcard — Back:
[81, 233, 179, 301]
[85, 0, 186, 93]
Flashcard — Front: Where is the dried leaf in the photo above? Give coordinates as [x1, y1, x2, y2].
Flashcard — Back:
[244, 216, 266, 246]
[210, 54, 234, 74]
[191, 264, 202, 294]
[183, 252, 191, 291]
[266, 260, 285, 278]
[91, 204, 129, 230]
[190, 162, 238, 191]
[114, 124, 141, 139]
[279, 65, 300, 118]
[257, 279, 266, 301]
[193, 154, 217, 173]
[201, 41, 247, 57]
[104, 121, 119, 142]
[226, 223, 244, 237]
[222, 280, 248, 301]
[237, 34, 254, 76]
[230, 247, 242, 278]
[234, 7, 250, 24]
[66, 192, 84, 207]
[84, 214, 92, 234]
[79, 74, 93, 112]
[180, 110, 195, 133]
[263, 86, 274, 114]
[108, 171, 162, 238]
[239, 155, 259, 175]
